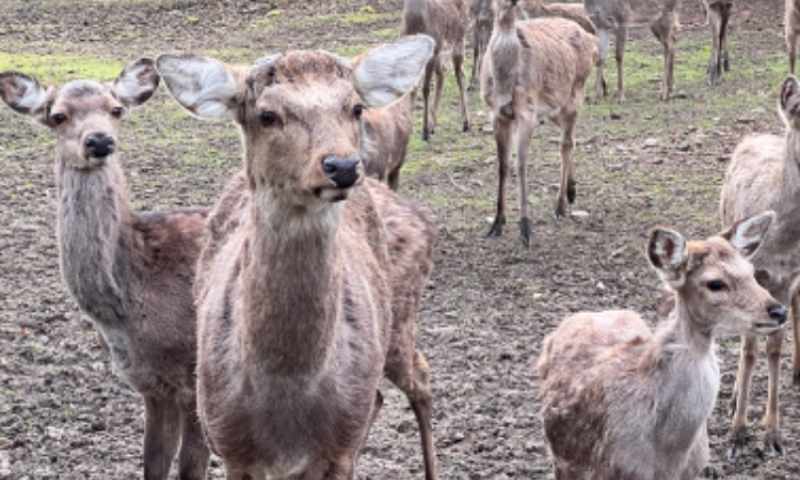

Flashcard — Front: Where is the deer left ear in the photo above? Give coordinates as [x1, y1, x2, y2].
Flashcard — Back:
[112, 58, 160, 107]
[647, 227, 688, 288]
[721, 210, 775, 259]
[0, 71, 54, 125]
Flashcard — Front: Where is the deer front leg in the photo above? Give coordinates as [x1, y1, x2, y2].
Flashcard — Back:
[763, 329, 785, 456]
[728, 335, 758, 460]
[516, 115, 534, 247]
[720, 3, 732, 72]
[615, 26, 627, 103]
[453, 44, 471, 132]
[792, 288, 800, 386]
[430, 60, 446, 136]
[421, 59, 435, 141]
[790, 32, 798, 75]
[595, 29, 610, 101]
[488, 115, 513, 238]
[555, 111, 577, 219]
[177, 400, 211, 480]
[469, 29, 481, 91]
[143, 396, 181, 480]
[707, 7, 722, 86]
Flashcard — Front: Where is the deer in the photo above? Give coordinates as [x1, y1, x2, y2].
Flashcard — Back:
[480, 0, 597, 247]
[526, 0, 597, 33]
[584, 0, 680, 102]
[0, 60, 210, 479]
[704, 1, 734, 85]
[788, 0, 800, 74]
[403, 0, 471, 141]
[469, 0, 494, 90]
[361, 92, 414, 190]
[536, 211, 787, 479]
[156, 34, 439, 479]
[720, 75, 800, 458]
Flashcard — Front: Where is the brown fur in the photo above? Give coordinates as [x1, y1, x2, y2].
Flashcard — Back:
[537, 217, 784, 479]
[526, 0, 597, 33]
[403, 0, 471, 139]
[720, 76, 800, 457]
[361, 94, 414, 190]
[787, 0, 800, 74]
[584, 0, 681, 101]
[481, 1, 597, 246]
[0, 61, 210, 480]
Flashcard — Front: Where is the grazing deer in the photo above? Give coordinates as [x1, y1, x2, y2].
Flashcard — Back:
[720, 76, 800, 458]
[403, 0, 471, 140]
[157, 35, 439, 479]
[704, 0, 733, 85]
[584, 0, 680, 102]
[362, 93, 414, 190]
[537, 212, 787, 479]
[481, 0, 597, 246]
[788, 0, 800, 74]
[0, 61, 210, 479]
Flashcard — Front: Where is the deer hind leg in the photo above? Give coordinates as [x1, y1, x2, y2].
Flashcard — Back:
[555, 110, 577, 219]
[763, 329, 785, 456]
[515, 114, 535, 247]
[652, 15, 677, 101]
[177, 399, 210, 480]
[469, 29, 481, 91]
[789, 31, 798, 75]
[143, 396, 182, 480]
[488, 115, 513, 238]
[615, 26, 627, 103]
[706, 6, 723, 86]
[421, 58, 436, 141]
[595, 29, 610, 100]
[453, 44, 471, 132]
[728, 335, 758, 460]
[720, 2, 732, 72]
[430, 59, 446, 136]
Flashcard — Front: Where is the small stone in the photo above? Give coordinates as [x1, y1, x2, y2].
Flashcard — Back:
[571, 210, 590, 219]
[643, 138, 659, 148]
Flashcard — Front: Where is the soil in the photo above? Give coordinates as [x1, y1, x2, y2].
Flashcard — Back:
[1, 0, 799, 479]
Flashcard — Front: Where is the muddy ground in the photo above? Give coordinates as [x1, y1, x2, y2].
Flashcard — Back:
[1, 0, 799, 478]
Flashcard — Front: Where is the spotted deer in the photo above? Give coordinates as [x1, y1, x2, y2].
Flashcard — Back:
[362, 92, 414, 190]
[537, 212, 787, 479]
[720, 76, 800, 458]
[704, 0, 733, 85]
[481, 0, 597, 246]
[157, 35, 439, 479]
[787, 0, 800, 74]
[584, 0, 680, 102]
[0, 61, 210, 479]
[403, 0, 471, 140]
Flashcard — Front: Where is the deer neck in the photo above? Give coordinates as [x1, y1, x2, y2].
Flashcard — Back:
[496, 7, 518, 32]
[239, 192, 343, 375]
[56, 156, 133, 326]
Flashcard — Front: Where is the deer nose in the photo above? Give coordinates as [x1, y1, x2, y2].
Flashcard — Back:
[767, 304, 788, 325]
[322, 155, 359, 189]
[85, 133, 115, 158]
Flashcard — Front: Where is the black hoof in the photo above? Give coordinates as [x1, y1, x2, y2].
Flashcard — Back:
[463, 120, 470, 132]
[486, 217, 505, 238]
[422, 129, 430, 142]
[567, 179, 577, 204]
[519, 217, 532, 247]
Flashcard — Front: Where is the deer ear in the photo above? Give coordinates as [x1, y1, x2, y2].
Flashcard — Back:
[647, 227, 688, 288]
[352, 34, 434, 107]
[0, 71, 54, 125]
[721, 210, 775, 259]
[156, 54, 241, 120]
[780, 76, 800, 113]
[112, 58, 160, 107]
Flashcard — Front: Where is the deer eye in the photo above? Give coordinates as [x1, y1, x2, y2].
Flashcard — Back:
[259, 110, 281, 127]
[706, 280, 727, 292]
[111, 106, 125, 119]
[352, 104, 365, 119]
[50, 112, 67, 126]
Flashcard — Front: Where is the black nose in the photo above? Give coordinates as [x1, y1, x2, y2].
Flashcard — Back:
[85, 133, 115, 158]
[768, 304, 788, 324]
[322, 155, 359, 189]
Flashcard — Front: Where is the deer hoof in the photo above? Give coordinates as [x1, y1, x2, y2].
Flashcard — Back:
[727, 427, 750, 461]
[723, 52, 731, 72]
[486, 217, 505, 238]
[422, 129, 430, 142]
[519, 217, 532, 247]
[567, 179, 577, 204]
[763, 430, 784, 457]
[463, 120, 471, 132]
[793, 368, 800, 387]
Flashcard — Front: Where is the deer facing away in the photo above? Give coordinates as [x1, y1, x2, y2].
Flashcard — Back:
[0, 61, 210, 479]
[157, 35, 439, 479]
[403, 0, 471, 140]
[537, 211, 787, 479]
[720, 75, 800, 457]
[481, 0, 597, 246]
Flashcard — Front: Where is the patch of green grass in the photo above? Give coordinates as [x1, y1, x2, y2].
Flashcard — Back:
[0, 52, 123, 83]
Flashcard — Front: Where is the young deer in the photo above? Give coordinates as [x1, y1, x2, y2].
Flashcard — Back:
[0, 61, 210, 479]
[720, 76, 800, 457]
[362, 92, 414, 190]
[403, 0, 471, 140]
[584, 0, 680, 102]
[157, 35, 439, 479]
[704, 0, 734, 85]
[537, 212, 787, 479]
[481, 0, 597, 246]
[787, 0, 800, 74]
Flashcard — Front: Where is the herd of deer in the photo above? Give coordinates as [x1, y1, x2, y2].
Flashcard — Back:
[2, 0, 800, 479]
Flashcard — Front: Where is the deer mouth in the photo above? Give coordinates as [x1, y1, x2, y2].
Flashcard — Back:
[752, 321, 786, 335]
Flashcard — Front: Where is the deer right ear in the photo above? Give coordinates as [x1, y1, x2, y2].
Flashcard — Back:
[647, 227, 688, 288]
[156, 54, 240, 120]
[720, 210, 775, 259]
[0, 72, 53, 125]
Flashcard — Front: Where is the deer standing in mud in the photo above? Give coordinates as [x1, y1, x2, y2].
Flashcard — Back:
[362, 92, 414, 190]
[584, 0, 680, 101]
[704, 0, 733, 85]
[787, 0, 800, 74]
[157, 35, 439, 480]
[403, 0, 471, 140]
[481, 0, 597, 246]
[720, 76, 800, 458]
[537, 212, 787, 479]
[0, 61, 210, 480]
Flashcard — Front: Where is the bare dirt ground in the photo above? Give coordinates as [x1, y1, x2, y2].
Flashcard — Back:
[1, 0, 799, 478]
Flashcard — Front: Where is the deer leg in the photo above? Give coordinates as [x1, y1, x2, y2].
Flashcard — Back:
[421, 59, 435, 141]
[453, 46, 471, 132]
[615, 26, 627, 103]
[143, 396, 181, 480]
[790, 32, 798, 75]
[555, 111, 577, 219]
[707, 7, 722, 86]
[469, 29, 480, 91]
[516, 116, 534, 247]
[763, 329, 784, 456]
[488, 116, 512, 238]
[728, 335, 758, 460]
[430, 60, 446, 136]
[793, 288, 800, 386]
[720, 3, 732, 72]
[660, 20, 677, 101]
[595, 29, 610, 100]
[177, 400, 210, 480]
